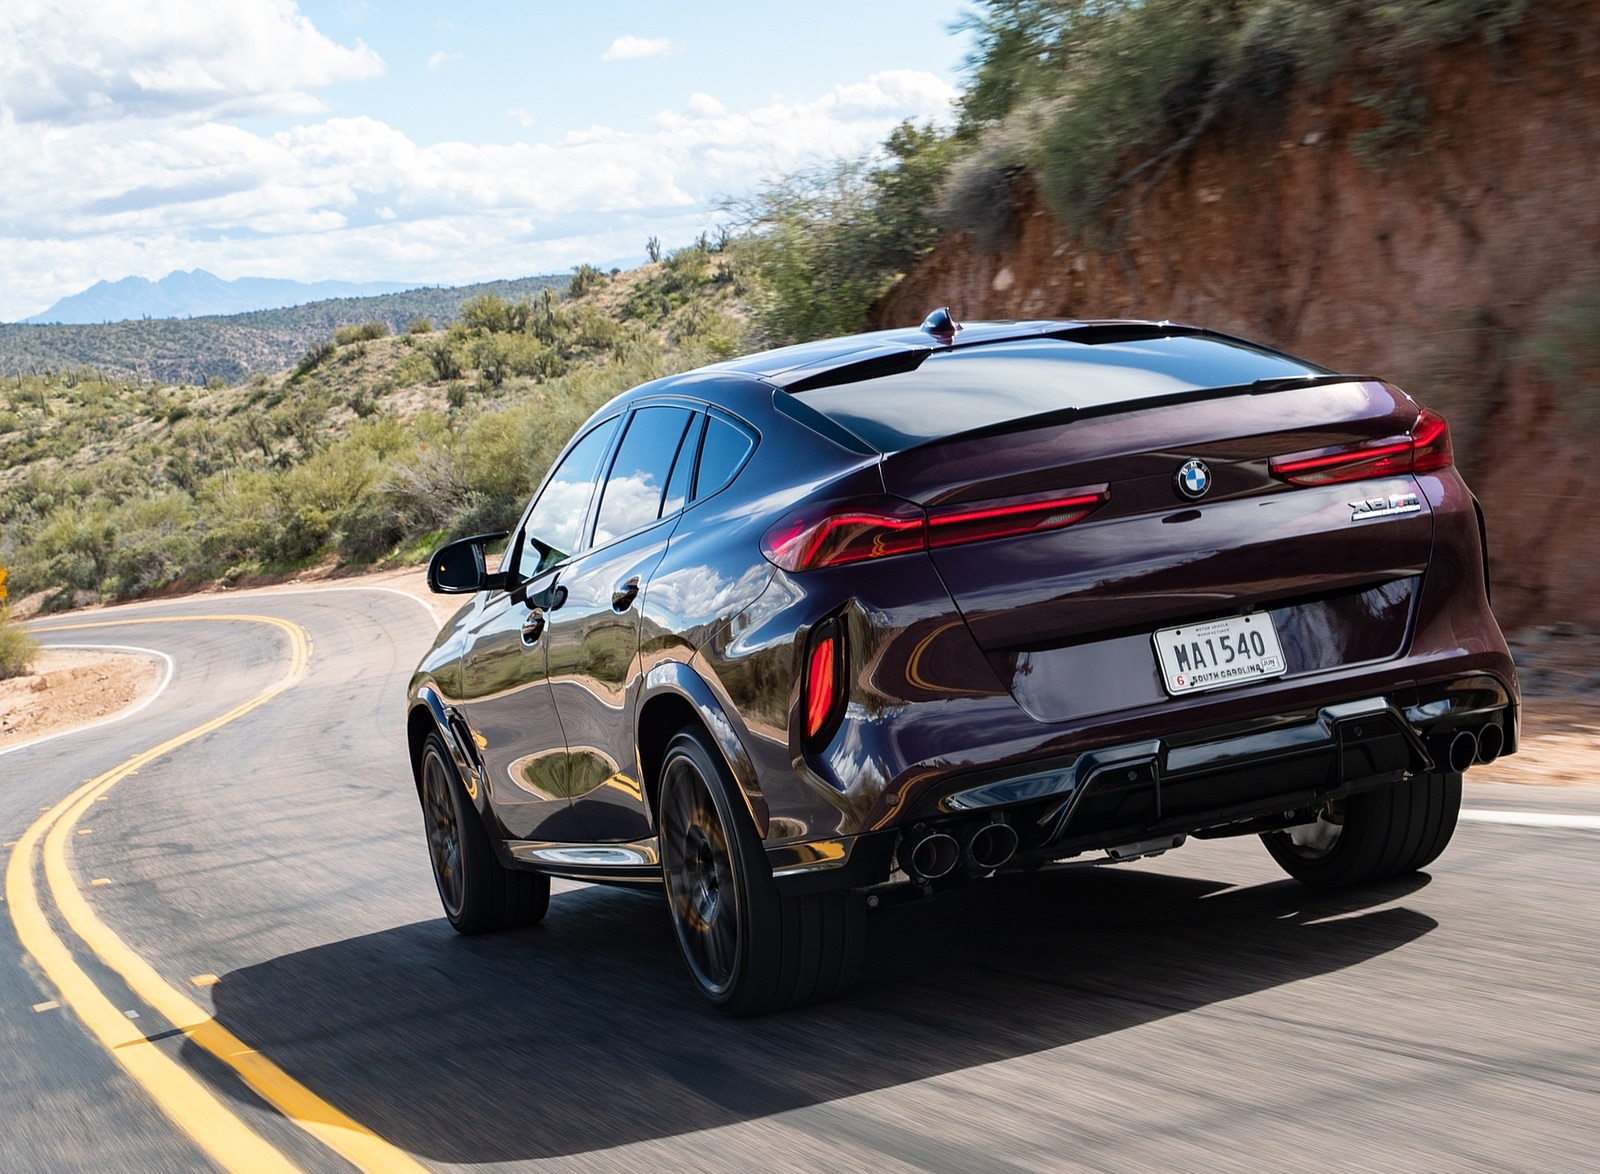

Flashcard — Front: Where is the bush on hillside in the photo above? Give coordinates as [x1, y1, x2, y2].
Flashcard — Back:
[731, 120, 954, 344]
[334, 321, 390, 346]
[0, 568, 38, 679]
[948, 0, 1531, 234]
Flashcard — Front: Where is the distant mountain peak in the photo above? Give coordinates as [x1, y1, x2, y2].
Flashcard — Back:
[22, 271, 419, 325]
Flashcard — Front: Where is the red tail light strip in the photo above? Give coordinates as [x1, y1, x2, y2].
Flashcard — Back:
[762, 488, 1110, 572]
[926, 490, 1108, 549]
[1269, 408, 1453, 487]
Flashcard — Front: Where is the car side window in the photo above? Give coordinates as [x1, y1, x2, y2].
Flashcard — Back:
[660, 413, 703, 519]
[515, 417, 619, 580]
[692, 413, 754, 501]
[592, 406, 696, 546]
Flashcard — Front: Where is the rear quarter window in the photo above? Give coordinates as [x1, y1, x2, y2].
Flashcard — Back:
[692, 414, 754, 501]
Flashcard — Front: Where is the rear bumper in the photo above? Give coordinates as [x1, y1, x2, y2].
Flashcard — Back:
[773, 671, 1515, 891]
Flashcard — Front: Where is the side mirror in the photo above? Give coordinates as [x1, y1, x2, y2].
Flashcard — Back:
[426, 532, 510, 594]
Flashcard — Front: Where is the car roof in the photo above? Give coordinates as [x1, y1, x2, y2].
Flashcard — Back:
[597, 317, 1335, 453]
[703, 319, 1150, 388]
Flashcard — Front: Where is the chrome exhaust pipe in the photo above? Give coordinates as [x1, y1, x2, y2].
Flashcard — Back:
[963, 820, 1019, 873]
[899, 828, 960, 884]
[1476, 722, 1505, 765]
[1445, 729, 1479, 773]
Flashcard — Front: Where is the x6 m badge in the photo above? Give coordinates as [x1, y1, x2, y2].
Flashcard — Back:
[1350, 491, 1422, 522]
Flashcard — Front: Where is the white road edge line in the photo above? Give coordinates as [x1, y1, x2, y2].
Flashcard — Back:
[23, 582, 443, 626]
[1460, 808, 1600, 831]
[0, 645, 175, 760]
[262, 584, 444, 623]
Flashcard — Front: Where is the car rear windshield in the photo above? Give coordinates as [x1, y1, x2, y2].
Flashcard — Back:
[790, 334, 1327, 452]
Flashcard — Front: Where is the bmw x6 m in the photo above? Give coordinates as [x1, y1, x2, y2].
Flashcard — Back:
[407, 311, 1518, 1015]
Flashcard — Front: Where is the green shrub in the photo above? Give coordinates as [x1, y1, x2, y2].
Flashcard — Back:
[568, 264, 609, 298]
[293, 338, 337, 378]
[0, 603, 38, 680]
[406, 316, 433, 334]
[422, 338, 463, 381]
[333, 321, 390, 346]
[731, 120, 953, 342]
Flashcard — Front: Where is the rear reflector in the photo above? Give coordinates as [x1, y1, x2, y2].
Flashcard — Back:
[1269, 408, 1453, 486]
[762, 488, 1109, 572]
[804, 633, 837, 738]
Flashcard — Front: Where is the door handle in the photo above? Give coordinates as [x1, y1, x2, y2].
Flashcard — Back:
[520, 609, 546, 644]
[611, 578, 641, 612]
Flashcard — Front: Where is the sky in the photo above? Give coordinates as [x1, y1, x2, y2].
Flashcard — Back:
[0, 0, 975, 322]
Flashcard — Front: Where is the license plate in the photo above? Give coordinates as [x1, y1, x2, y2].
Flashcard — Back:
[1153, 613, 1287, 696]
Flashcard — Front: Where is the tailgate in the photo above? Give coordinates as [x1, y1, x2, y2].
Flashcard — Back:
[880, 381, 1431, 718]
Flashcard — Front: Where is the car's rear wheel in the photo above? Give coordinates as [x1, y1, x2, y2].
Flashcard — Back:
[657, 728, 863, 1015]
[419, 732, 550, 933]
[1262, 770, 1463, 888]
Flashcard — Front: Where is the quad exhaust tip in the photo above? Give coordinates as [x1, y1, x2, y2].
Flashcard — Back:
[900, 829, 960, 883]
[1476, 722, 1505, 765]
[963, 820, 1019, 873]
[1445, 729, 1479, 773]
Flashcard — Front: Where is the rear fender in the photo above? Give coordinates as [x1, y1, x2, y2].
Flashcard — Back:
[639, 659, 769, 837]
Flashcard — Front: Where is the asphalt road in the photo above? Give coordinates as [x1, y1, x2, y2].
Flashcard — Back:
[3, 587, 1597, 1173]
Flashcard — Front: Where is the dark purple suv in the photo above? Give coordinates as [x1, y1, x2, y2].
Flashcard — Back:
[407, 313, 1517, 1015]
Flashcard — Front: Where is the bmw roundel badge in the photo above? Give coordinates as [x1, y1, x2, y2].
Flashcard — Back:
[1174, 458, 1211, 500]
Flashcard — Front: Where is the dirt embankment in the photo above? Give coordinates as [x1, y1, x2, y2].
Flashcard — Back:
[877, 3, 1600, 633]
[0, 648, 163, 746]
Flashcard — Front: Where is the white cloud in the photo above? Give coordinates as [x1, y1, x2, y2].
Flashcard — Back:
[0, 0, 383, 125]
[601, 35, 673, 62]
[507, 107, 535, 128]
[686, 92, 726, 118]
[426, 51, 461, 71]
[0, 69, 958, 320]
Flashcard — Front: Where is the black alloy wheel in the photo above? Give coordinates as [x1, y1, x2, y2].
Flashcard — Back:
[657, 728, 865, 1016]
[419, 732, 550, 933]
[1262, 770, 1462, 888]
[659, 734, 750, 1003]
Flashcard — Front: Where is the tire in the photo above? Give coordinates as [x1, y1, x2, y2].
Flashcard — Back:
[657, 729, 864, 1016]
[419, 732, 550, 934]
[1262, 771, 1463, 889]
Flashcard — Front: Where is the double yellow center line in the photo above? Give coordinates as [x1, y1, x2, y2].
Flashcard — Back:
[6, 615, 428, 1174]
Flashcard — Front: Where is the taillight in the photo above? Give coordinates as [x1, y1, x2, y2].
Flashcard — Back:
[803, 621, 841, 740]
[761, 499, 925, 572]
[927, 489, 1108, 548]
[1269, 408, 1453, 486]
[1410, 408, 1453, 472]
[761, 488, 1109, 572]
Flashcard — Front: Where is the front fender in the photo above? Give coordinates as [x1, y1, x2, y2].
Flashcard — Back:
[408, 680, 489, 812]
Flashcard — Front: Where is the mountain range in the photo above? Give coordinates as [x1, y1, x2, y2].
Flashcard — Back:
[22, 269, 418, 325]
[0, 275, 567, 383]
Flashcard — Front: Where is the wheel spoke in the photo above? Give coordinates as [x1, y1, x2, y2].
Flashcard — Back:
[422, 753, 464, 912]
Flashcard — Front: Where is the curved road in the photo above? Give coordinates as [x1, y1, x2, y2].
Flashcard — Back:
[3, 587, 1597, 1172]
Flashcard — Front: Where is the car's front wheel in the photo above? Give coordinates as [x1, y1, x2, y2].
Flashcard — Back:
[419, 731, 550, 933]
[1262, 770, 1462, 888]
[657, 728, 863, 1015]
